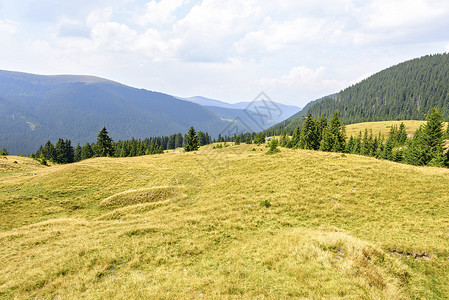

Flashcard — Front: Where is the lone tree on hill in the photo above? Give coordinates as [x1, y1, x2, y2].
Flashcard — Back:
[184, 126, 199, 152]
[96, 127, 114, 157]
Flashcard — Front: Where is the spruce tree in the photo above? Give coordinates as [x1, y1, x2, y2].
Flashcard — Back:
[54, 138, 66, 163]
[184, 126, 199, 152]
[0, 147, 8, 155]
[320, 111, 345, 152]
[317, 115, 328, 141]
[245, 134, 252, 144]
[65, 139, 74, 163]
[291, 126, 301, 148]
[299, 114, 318, 150]
[345, 136, 354, 153]
[74, 144, 82, 162]
[96, 127, 114, 157]
[397, 122, 408, 146]
[360, 129, 369, 155]
[43, 140, 56, 162]
[423, 108, 446, 166]
[175, 133, 183, 148]
[234, 134, 241, 145]
[404, 126, 427, 166]
[168, 134, 176, 149]
[279, 130, 289, 147]
[198, 131, 208, 146]
[253, 132, 266, 145]
[381, 137, 394, 161]
[319, 128, 333, 152]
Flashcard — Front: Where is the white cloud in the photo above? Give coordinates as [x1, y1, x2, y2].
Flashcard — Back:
[0, 20, 18, 36]
[259, 66, 326, 88]
[90, 21, 137, 52]
[138, 0, 186, 26]
[364, 0, 449, 30]
[1, 0, 449, 106]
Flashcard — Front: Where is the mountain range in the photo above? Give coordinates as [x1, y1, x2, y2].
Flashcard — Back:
[0, 70, 300, 154]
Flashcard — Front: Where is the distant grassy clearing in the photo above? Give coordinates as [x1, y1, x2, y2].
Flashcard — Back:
[345, 120, 429, 137]
[0, 145, 448, 298]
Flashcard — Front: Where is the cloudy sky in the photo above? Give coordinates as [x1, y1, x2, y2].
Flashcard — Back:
[1, 0, 449, 106]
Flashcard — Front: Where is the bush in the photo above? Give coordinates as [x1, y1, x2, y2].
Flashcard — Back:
[266, 139, 280, 155]
[260, 200, 271, 208]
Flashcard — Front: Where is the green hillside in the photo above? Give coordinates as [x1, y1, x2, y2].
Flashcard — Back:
[270, 53, 449, 134]
[1, 145, 449, 298]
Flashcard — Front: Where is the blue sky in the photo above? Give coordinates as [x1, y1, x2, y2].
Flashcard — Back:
[1, 0, 449, 106]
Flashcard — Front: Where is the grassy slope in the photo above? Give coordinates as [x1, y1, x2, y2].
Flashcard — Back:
[1, 145, 449, 299]
[345, 120, 427, 138]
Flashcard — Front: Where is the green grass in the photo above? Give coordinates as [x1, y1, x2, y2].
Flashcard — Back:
[1, 143, 449, 298]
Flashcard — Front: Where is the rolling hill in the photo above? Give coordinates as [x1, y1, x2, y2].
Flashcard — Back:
[1, 145, 448, 298]
[270, 53, 449, 133]
[0, 71, 266, 155]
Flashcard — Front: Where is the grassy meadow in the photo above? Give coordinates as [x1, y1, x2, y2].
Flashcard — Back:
[1, 142, 449, 298]
[344, 120, 429, 138]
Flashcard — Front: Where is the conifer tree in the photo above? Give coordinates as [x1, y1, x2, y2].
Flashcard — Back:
[74, 144, 82, 162]
[397, 122, 408, 146]
[319, 128, 333, 152]
[96, 127, 114, 157]
[279, 130, 289, 147]
[175, 133, 183, 148]
[184, 127, 199, 152]
[197, 131, 208, 146]
[54, 138, 66, 163]
[423, 108, 446, 166]
[360, 129, 369, 155]
[404, 126, 427, 165]
[43, 140, 56, 162]
[291, 126, 301, 148]
[245, 134, 252, 144]
[352, 131, 362, 154]
[381, 137, 394, 160]
[317, 115, 328, 141]
[234, 134, 241, 145]
[253, 132, 266, 145]
[299, 114, 318, 150]
[65, 139, 74, 163]
[320, 111, 345, 152]
[168, 134, 176, 149]
[345, 136, 355, 153]
[0, 146, 8, 155]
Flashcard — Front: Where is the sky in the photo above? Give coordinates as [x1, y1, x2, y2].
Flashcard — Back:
[1, 0, 449, 107]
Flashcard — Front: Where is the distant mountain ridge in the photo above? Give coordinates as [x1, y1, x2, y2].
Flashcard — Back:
[269, 53, 449, 133]
[181, 96, 301, 130]
[0, 70, 236, 154]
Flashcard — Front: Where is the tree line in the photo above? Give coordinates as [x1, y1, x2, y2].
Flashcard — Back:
[32, 127, 215, 164]
[275, 109, 449, 168]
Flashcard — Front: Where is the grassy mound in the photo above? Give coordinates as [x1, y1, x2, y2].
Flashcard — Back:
[99, 186, 185, 207]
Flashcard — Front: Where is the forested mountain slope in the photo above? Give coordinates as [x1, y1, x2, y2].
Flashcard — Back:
[270, 53, 449, 133]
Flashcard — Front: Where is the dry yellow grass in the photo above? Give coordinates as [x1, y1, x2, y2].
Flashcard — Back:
[1, 145, 449, 298]
[345, 120, 431, 138]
